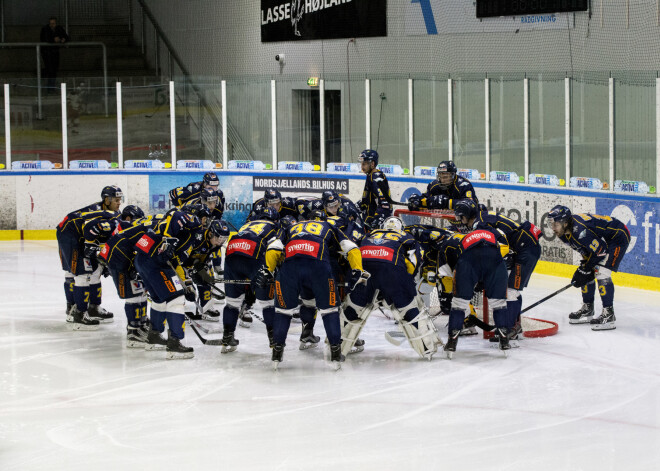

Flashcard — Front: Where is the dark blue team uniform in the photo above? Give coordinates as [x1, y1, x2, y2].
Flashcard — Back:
[559, 213, 630, 307]
[418, 175, 478, 210]
[438, 230, 509, 332]
[268, 219, 360, 349]
[169, 180, 206, 207]
[182, 191, 226, 220]
[360, 169, 392, 229]
[223, 218, 281, 337]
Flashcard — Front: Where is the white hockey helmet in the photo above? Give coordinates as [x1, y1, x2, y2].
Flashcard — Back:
[381, 216, 404, 233]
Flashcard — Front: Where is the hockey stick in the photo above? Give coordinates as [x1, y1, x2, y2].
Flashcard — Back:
[520, 283, 572, 315]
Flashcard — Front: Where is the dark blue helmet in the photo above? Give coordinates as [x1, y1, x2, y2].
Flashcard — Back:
[183, 204, 211, 222]
[121, 205, 144, 221]
[437, 161, 457, 189]
[201, 188, 220, 206]
[358, 149, 379, 166]
[322, 190, 340, 207]
[264, 189, 282, 204]
[203, 172, 219, 188]
[309, 210, 327, 222]
[280, 215, 297, 230]
[547, 205, 572, 224]
[101, 185, 124, 201]
[208, 219, 230, 239]
[454, 199, 478, 222]
[259, 207, 280, 222]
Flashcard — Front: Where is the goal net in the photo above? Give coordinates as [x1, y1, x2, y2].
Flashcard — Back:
[394, 209, 558, 339]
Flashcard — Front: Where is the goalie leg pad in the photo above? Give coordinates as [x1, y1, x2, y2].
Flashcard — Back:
[392, 299, 439, 360]
[340, 290, 377, 356]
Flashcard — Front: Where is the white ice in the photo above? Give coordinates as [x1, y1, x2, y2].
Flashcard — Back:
[1, 240, 660, 471]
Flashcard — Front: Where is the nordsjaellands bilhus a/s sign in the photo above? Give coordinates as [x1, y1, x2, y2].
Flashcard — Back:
[261, 0, 387, 42]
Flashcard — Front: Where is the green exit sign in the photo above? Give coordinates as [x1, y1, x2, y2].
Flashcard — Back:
[307, 77, 319, 87]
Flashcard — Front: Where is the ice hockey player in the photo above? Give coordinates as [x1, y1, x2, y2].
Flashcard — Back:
[437, 227, 510, 358]
[247, 189, 298, 221]
[407, 160, 479, 232]
[169, 171, 220, 208]
[56, 185, 123, 321]
[133, 210, 202, 358]
[258, 210, 369, 370]
[180, 214, 229, 323]
[223, 207, 281, 352]
[358, 149, 392, 230]
[547, 205, 630, 330]
[182, 187, 225, 221]
[455, 200, 542, 340]
[342, 216, 440, 359]
[322, 190, 365, 242]
[99, 205, 153, 347]
[115, 205, 144, 231]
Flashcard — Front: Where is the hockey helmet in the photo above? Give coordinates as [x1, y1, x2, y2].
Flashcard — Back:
[259, 207, 280, 222]
[121, 204, 144, 221]
[309, 210, 327, 222]
[436, 161, 457, 189]
[201, 188, 220, 208]
[358, 149, 379, 166]
[183, 204, 211, 227]
[101, 185, 124, 201]
[321, 190, 341, 215]
[454, 199, 478, 223]
[381, 216, 404, 234]
[207, 219, 230, 246]
[264, 189, 282, 209]
[203, 172, 220, 189]
[280, 215, 298, 230]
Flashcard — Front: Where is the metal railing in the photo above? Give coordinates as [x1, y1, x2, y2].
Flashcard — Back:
[0, 41, 108, 119]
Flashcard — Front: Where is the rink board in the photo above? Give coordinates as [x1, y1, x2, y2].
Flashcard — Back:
[0, 170, 658, 287]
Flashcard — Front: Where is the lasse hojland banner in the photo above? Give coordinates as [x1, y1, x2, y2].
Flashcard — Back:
[261, 0, 386, 42]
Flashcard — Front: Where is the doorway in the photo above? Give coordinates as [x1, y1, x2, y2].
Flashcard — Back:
[292, 89, 341, 165]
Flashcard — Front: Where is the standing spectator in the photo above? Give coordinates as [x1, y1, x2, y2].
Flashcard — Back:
[40, 17, 70, 91]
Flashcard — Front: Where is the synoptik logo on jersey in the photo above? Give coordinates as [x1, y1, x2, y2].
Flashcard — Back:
[286, 241, 320, 257]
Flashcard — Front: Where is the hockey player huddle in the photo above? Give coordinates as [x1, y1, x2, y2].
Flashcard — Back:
[55, 149, 631, 368]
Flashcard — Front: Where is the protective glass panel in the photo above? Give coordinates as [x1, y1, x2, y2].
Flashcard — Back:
[369, 77, 408, 168]
[276, 77, 321, 166]
[413, 77, 449, 167]
[529, 74, 565, 177]
[121, 81, 172, 165]
[10, 81, 63, 167]
[452, 76, 485, 174]
[226, 78, 272, 164]
[613, 72, 656, 188]
[571, 73, 609, 185]
[489, 75, 524, 176]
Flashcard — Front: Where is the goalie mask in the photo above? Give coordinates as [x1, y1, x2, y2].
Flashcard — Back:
[381, 216, 404, 234]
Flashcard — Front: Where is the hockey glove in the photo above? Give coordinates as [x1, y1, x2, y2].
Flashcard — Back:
[407, 195, 421, 211]
[439, 291, 452, 316]
[158, 238, 177, 261]
[571, 266, 595, 288]
[502, 252, 515, 270]
[253, 266, 274, 290]
[84, 242, 99, 259]
[349, 269, 371, 291]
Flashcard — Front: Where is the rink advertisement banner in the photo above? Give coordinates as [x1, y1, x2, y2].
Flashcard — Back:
[260, 0, 387, 42]
[404, 0, 574, 36]
[253, 176, 349, 194]
[148, 174, 252, 230]
[595, 198, 660, 278]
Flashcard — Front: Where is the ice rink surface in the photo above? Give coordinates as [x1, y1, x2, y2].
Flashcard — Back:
[1, 240, 660, 470]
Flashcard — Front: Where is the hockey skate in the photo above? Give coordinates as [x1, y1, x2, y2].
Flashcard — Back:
[221, 331, 239, 354]
[186, 310, 203, 321]
[238, 307, 253, 328]
[299, 323, 320, 350]
[88, 304, 114, 323]
[126, 325, 149, 348]
[496, 328, 511, 357]
[459, 315, 478, 336]
[66, 303, 74, 322]
[202, 309, 221, 322]
[329, 344, 345, 370]
[444, 330, 460, 359]
[272, 343, 285, 370]
[166, 334, 194, 360]
[590, 307, 616, 331]
[569, 303, 594, 324]
[69, 305, 100, 331]
[350, 338, 365, 354]
[144, 326, 168, 351]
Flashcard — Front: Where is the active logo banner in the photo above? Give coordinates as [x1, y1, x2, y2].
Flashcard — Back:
[261, 0, 386, 42]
